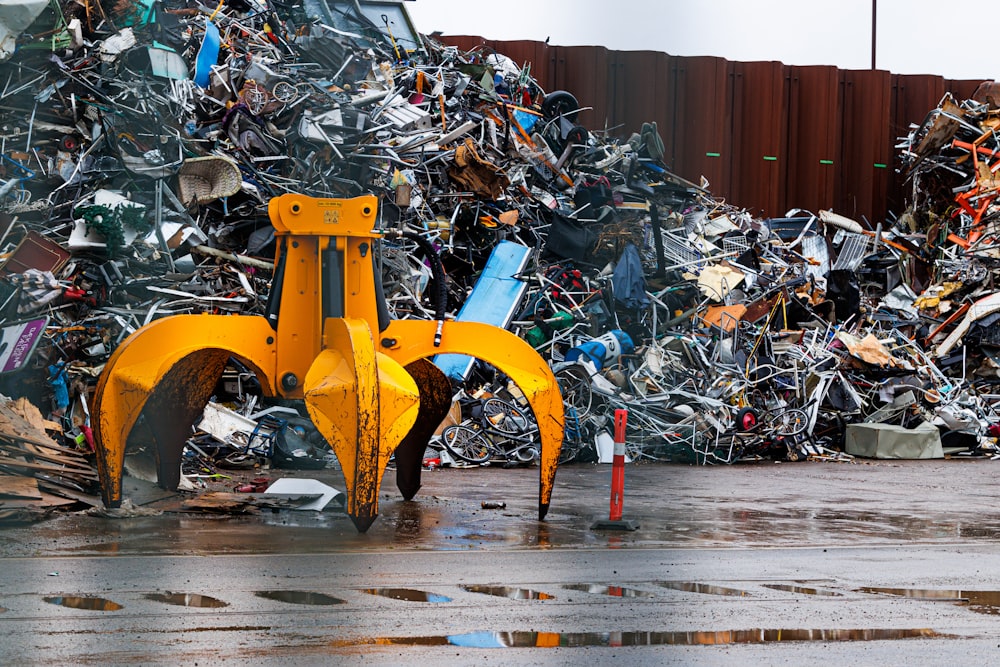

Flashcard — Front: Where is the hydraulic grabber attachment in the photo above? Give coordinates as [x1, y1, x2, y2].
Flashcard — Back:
[91, 194, 564, 531]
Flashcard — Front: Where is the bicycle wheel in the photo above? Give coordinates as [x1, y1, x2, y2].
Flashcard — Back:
[482, 398, 530, 434]
[558, 406, 586, 464]
[554, 364, 593, 420]
[441, 425, 492, 464]
[764, 408, 809, 437]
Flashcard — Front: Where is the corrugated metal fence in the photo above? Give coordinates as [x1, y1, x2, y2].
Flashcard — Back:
[442, 35, 986, 224]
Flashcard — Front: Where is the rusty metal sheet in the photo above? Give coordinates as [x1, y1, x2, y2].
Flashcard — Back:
[606, 51, 673, 150]
[438, 35, 485, 52]
[787, 65, 841, 214]
[670, 55, 733, 197]
[730, 61, 789, 217]
[889, 74, 946, 213]
[551, 45, 611, 133]
[487, 39, 554, 93]
[440, 36, 992, 225]
[946, 78, 991, 103]
[837, 69, 892, 224]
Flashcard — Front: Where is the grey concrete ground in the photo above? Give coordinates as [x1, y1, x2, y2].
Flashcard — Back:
[3, 457, 1000, 665]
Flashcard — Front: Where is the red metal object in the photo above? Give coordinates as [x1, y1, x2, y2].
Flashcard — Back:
[609, 409, 627, 522]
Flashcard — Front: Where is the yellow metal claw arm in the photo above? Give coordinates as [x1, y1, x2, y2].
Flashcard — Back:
[379, 320, 564, 520]
[91, 193, 563, 532]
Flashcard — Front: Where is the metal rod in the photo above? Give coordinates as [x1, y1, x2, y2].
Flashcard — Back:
[154, 179, 176, 273]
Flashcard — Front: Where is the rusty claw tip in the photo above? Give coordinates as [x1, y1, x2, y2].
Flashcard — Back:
[538, 502, 549, 521]
[350, 514, 378, 533]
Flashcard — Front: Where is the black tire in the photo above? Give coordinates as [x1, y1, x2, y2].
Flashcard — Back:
[565, 124, 589, 147]
[736, 407, 758, 432]
[441, 425, 492, 464]
[541, 90, 579, 120]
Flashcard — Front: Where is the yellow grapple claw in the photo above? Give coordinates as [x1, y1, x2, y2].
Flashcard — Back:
[91, 194, 563, 531]
[304, 318, 419, 532]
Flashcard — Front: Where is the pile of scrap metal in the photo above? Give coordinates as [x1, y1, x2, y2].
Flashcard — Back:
[0, 0, 995, 511]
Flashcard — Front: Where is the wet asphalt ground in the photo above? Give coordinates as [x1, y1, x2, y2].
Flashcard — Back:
[3, 457, 1000, 665]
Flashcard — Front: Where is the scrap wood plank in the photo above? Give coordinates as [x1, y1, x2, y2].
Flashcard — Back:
[0, 441, 96, 473]
[181, 491, 323, 513]
[0, 456, 100, 481]
[36, 480, 102, 507]
[0, 488, 78, 509]
[0, 431, 91, 459]
[0, 474, 42, 500]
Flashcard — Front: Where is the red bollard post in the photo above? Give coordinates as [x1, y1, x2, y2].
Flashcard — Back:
[609, 409, 627, 521]
[591, 409, 639, 531]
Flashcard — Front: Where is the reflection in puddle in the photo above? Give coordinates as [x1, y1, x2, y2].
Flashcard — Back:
[255, 590, 345, 605]
[656, 582, 751, 597]
[762, 584, 842, 597]
[858, 587, 1000, 615]
[671, 507, 1000, 546]
[332, 628, 942, 648]
[462, 585, 555, 600]
[144, 592, 229, 608]
[43, 596, 123, 611]
[562, 584, 654, 598]
[858, 587, 967, 601]
[363, 588, 451, 603]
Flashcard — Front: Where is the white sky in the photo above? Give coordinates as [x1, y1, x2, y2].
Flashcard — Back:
[405, 0, 996, 82]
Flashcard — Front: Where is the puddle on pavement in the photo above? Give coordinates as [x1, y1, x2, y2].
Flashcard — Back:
[562, 583, 655, 598]
[363, 588, 451, 603]
[858, 587, 1000, 615]
[43, 596, 123, 611]
[656, 582, 752, 597]
[673, 508, 1000, 545]
[332, 627, 942, 648]
[462, 585, 555, 600]
[255, 590, 345, 605]
[762, 584, 842, 596]
[144, 592, 229, 608]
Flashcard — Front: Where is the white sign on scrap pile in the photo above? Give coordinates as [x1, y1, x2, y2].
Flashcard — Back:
[0, 317, 47, 374]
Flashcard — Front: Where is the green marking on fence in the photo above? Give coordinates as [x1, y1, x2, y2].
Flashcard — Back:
[763, 156, 777, 161]
[820, 159, 834, 165]
[706, 152, 720, 157]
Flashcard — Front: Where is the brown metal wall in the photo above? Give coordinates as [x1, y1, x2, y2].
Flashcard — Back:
[605, 50, 673, 145]
[888, 74, 945, 216]
[550, 45, 611, 133]
[670, 56, 734, 198]
[787, 66, 841, 213]
[440, 35, 987, 223]
[731, 61, 789, 217]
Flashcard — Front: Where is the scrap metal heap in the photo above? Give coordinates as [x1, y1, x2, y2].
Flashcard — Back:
[0, 0, 998, 522]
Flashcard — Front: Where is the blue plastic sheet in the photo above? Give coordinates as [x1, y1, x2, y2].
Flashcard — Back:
[193, 22, 220, 88]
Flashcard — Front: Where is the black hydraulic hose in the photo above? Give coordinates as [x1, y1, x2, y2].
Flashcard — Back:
[380, 230, 448, 345]
[401, 231, 447, 322]
[372, 252, 392, 333]
[264, 239, 286, 331]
